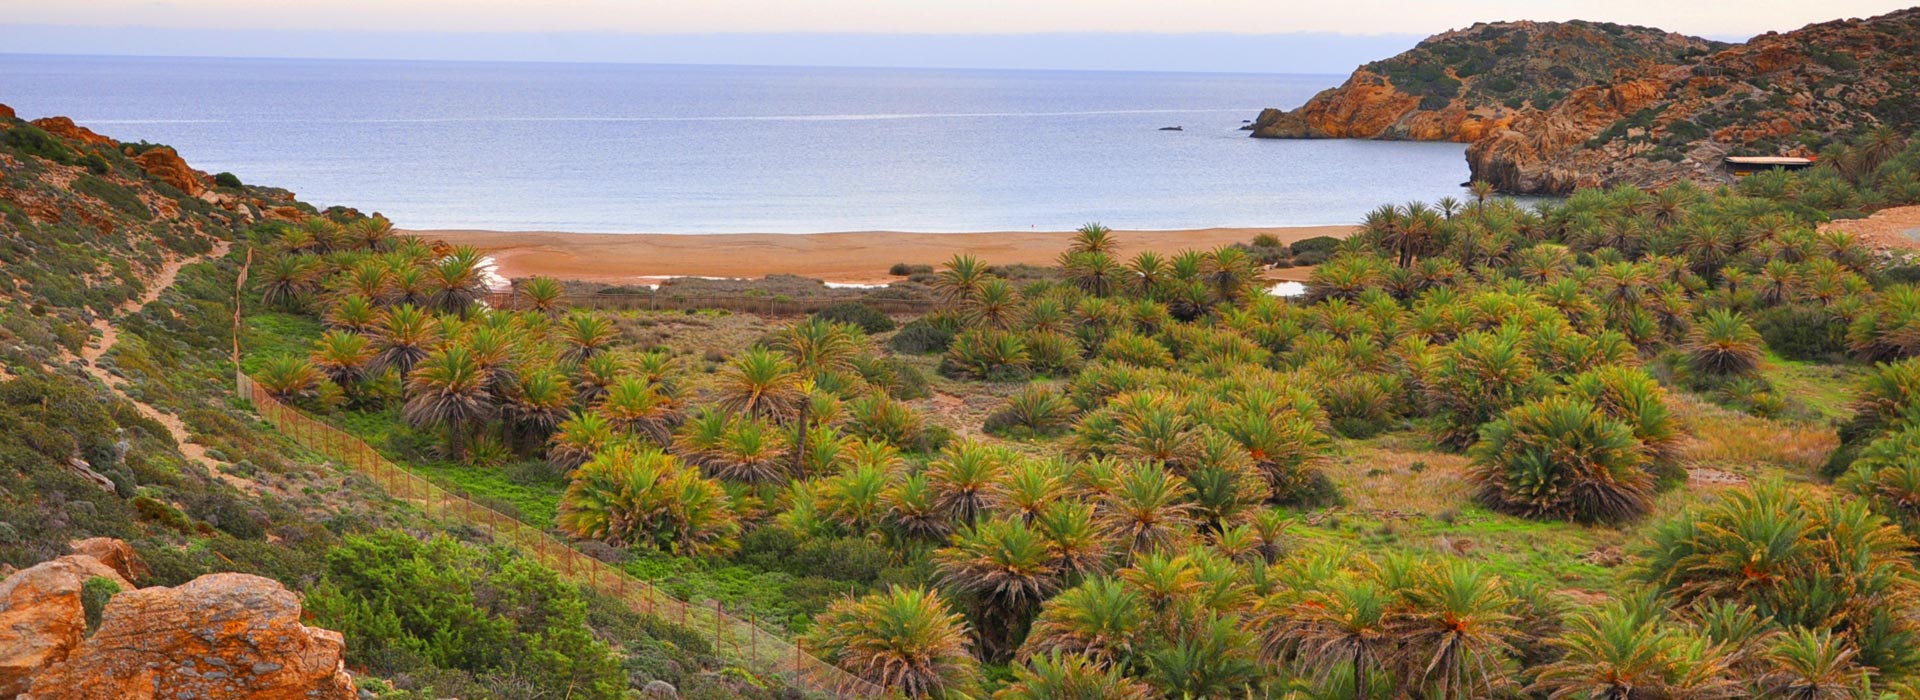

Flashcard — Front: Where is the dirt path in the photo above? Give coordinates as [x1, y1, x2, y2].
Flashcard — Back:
[75, 241, 249, 488]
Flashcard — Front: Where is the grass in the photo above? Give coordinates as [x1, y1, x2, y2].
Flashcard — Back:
[1761, 353, 1863, 422]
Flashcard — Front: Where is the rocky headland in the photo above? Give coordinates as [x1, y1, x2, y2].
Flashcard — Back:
[1253, 8, 1920, 194]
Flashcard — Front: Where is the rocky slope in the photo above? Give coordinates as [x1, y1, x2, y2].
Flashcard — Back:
[1470, 8, 1920, 193]
[1250, 20, 1721, 142]
[1253, 8, 1920, 194]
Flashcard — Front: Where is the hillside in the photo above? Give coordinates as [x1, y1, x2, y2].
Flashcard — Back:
[1255, 8, 1920, 195]
[0, 107, 807, 700]
[1249, 20, 1722, 141]
[1471, 7, 1920, 193]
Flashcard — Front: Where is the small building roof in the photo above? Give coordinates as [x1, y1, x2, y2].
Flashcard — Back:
[1724, 156, 1815, 165]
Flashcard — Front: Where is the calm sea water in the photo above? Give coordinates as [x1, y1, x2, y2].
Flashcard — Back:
[0, 54, 1472, 233]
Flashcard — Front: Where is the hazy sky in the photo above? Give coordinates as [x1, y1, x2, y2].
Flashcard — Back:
[3, 1, 1913, 72]
[11, 0, 1911, 35]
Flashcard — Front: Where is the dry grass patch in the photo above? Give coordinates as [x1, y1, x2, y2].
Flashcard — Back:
[1671, 393, 1836, 478]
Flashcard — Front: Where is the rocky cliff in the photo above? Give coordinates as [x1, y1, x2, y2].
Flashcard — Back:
[1251, 20, 1721, 142]
[1470, 8, 1920, 193]
[1253, 8, 1920, 194]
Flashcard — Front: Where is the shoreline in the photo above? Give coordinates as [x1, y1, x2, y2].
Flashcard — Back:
[414, 226, 1350, 285]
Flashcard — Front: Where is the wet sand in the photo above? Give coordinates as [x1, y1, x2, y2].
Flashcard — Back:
[413, 226, 1353, 284]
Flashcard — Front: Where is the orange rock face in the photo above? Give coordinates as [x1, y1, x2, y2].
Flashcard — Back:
[0, 556, 132, 698]
[66, 539, 148, 585]
[28, 117, 112, 147]
[0, 103, 15, 120]
[21, 573, 355, 700]
[132, 147, 208, 197]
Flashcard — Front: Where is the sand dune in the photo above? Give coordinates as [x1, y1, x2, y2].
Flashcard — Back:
[414, 226, 1352, 284]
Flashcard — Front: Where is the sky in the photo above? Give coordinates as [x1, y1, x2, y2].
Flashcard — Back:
[3, 0, 1914, 73]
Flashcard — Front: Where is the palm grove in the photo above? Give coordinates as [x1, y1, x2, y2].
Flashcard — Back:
[246, 130, 1920, 700]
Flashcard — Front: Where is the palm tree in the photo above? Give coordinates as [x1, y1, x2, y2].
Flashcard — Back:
[515, 276, 566, 316]
[936, 517, 1064, 662]
[1096, 461, 1196, 561]
[1762, 628, 1864, 700]
[1062, 251, 1122, 297]
[548, 411, 615, 473]
[1020, 576, 1144, 667]
[499, 367, 571, 455]
[1686, 310, 1765, 377]
[1470, 395, 1654, 524]
[804, 586, 982, 699]
[1203, 245, 1256, 306]
[714, 347, 805, 422]
[1529, 598, 1735, 700]
[703, 417, 791, 484]
[1286, 576, 1399, 700]
[937, 254, 992, 306]
[309, 330, 374, 394]
[927, 440, 1007, 526]
[1034, 500, 1111, 584]
[346, 216, 395, 251]
[1069, 223, 1116, 256]
[1127, 251, 1168, 298]
[1393, 561, 1519, 700]
[996, 651, 1153, 700]
[886, 472, 953, 545]
[259, 254, 320, 309]
[324, 294, 379, 333]
[557, 444, 741, 556]
[596, 376, 678, 446]
[427, 246, 488, 317]
[403, 345, 496, 462]
[370, 304, 438, 379]
[778, 317, 863, 375]
[1142, 609, 1262, 699]
[256, 354, 322, 402]
[971, 279, 1022, 329]
[1470, 181, 1495, 209]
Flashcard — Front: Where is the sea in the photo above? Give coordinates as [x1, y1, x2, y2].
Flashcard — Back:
[0, 54, 1474, 234]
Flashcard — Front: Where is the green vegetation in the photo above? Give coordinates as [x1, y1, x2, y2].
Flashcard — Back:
[227, 139, 1920, 700]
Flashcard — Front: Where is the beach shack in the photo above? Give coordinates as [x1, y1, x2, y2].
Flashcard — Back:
[1724, 156, 1815, 176]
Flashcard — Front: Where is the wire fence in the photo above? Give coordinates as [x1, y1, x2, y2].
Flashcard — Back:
[236, 371, 889, 700]
[483, 290, 940, 316]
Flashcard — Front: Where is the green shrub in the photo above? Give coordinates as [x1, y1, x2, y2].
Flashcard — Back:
[889, 315, 961, 355]
[1754, 304, 1847, 361]
[81, 576, 121, 633]
[72, 175, 153, 221]
[889, 262, 934, 276]
[213, 171, 243, 188]
[304, 530, 627, 700]
[813, 302, 895, 333]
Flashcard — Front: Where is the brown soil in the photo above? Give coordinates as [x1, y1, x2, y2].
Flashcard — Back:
[1821, 205, 1920, 253]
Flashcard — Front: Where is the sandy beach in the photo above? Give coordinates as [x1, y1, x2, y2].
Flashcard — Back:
[415, 226, 1353, 284]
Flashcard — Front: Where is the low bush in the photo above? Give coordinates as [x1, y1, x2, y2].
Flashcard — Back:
[813, 302, 895, 334]
[1753, 304, 1846, 361]
[889, 314, 961, 355]
[983, 386, 1078, 439]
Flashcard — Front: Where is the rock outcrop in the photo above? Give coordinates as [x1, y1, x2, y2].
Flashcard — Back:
[22, 573, 355, 700]
[27, 117, 113, 148]
[0, 555, 132, 698]
[66, 538, 149, 584]
[1252, 20, 1720, 142]
[132, 146, 208, 197]
[0, 541, 353, 700]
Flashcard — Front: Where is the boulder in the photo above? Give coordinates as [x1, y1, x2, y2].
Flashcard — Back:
[66, 539, 148, 584]
[0, 556, 132, 699]
[22, 573, 354, 700]
[27, 117, 112, 147]
[132, 147, 207, 197]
